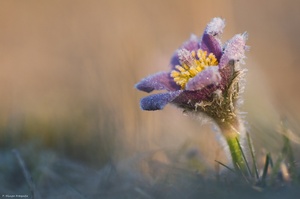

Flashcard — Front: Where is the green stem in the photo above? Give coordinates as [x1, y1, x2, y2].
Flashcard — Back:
[217, 118, 246, 173]
[226, 135, 245, 172]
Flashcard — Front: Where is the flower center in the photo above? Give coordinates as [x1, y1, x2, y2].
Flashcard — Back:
[171, 49, 218, 89]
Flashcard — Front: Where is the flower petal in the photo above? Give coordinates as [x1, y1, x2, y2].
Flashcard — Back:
[171, 88, 217, 110]
[200, 17, 225, 60]
[135, 72, 180, 93]
[185, 66, 221, 91]
[140, 91, 183, 110]
[219, 33, 248, 69]
[219, 60, 235, 90]
[170, 34, 199, 69]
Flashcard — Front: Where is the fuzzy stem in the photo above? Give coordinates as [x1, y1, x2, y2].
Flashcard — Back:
[217, 118, 246, 173]
[226, 135, 245, 172]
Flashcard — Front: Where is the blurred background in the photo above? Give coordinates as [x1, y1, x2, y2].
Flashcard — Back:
[1, 0, 300, 196]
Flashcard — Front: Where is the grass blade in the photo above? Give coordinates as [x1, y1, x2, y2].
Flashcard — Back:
[269, 154, 283, 185]
[246, 132, 259, 180]
[13, 149, 40, 199]
[281, 128, 297, 181]
[235, 137, 252, 178]
[261, 153, 271, 183]
[215, 160, 235, 173]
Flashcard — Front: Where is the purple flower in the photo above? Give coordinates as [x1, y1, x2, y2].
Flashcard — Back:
[136, 18, 247, 113]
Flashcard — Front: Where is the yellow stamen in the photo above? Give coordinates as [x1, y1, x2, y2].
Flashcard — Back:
[171, 49, 219, 89]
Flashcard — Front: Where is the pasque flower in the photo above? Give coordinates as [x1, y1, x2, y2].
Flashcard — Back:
[136, 18, 248, 172]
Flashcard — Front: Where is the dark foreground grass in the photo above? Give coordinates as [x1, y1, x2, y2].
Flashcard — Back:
[1, 145, 299, 199]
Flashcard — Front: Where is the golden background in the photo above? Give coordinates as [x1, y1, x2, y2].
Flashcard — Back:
[0, 0, 300, 168]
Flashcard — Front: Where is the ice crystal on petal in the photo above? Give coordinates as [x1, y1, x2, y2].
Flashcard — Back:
[206, 17, 225, 36]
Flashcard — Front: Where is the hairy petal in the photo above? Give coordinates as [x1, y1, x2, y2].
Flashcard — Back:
[170, 34, 199, 68]
[200, 18, 225, 60]
[140, 91, 183, 110]
[219, 33, 248, 69]
[219, 60, 235, 90]
[182, 34, 199, 51]
[177, 49, 195, 66]
[171, 88, 217, 110]
[135, 72, 180, 93]
[185, 66, 221, 91]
